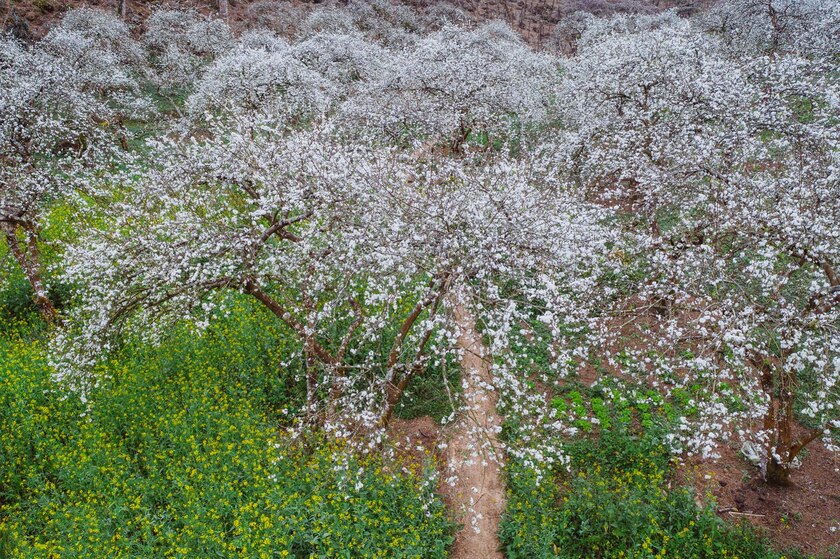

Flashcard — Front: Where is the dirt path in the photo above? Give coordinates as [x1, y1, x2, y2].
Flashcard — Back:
[443, 303, 506, 559]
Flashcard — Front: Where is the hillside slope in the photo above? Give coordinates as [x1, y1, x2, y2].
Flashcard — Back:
[2, 0, 712, 46]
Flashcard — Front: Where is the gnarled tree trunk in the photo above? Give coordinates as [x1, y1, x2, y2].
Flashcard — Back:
[2, 222, 58, 324]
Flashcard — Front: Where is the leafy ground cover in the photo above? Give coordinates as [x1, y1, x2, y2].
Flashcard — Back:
[500, 388, 811, 559]
[0, 311, 453, 559]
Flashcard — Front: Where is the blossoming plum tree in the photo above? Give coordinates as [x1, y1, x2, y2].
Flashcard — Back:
[561, 9, 840, 484]
[42, 8, 148, 99]
[142, 9, 234, 105]
[185, 45, 336, 128]
[702, 0, 840, 58]
[341, 21, 559, 152]
[292, 32, 391, 90]
[54, 111, 613, 457]
[12, 0, 835, 491]
[0, 35, 131, 324]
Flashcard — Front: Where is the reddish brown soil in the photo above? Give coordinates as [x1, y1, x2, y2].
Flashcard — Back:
[441, 303, 506, 559]
[3, 0, 711, 46]
[681, 438, 840, 558]
[388, 415, 442, 472]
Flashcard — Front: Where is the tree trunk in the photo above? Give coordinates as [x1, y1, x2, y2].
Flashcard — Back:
[6, 11, 33, 42]
[304, 340, 318, 412]
[450, 123, 471, 155]
[116, 0, 127, 20]
[379, 278, 449, 427]
[765, 458, 792, 486]
[2, 223, 58, 325]
[218, 0, 229, 20]
[381, 376, 411, 428]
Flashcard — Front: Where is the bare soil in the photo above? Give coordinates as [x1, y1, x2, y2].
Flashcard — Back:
[388, 414, 441, 471]
[3, 0, 709, 47]
[387, 303, 507, 558]
[440, 303, 506, 559]
[681, 435, 840, 558]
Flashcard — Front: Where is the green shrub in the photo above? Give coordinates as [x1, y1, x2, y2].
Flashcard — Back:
[501, 417, 806, 559]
